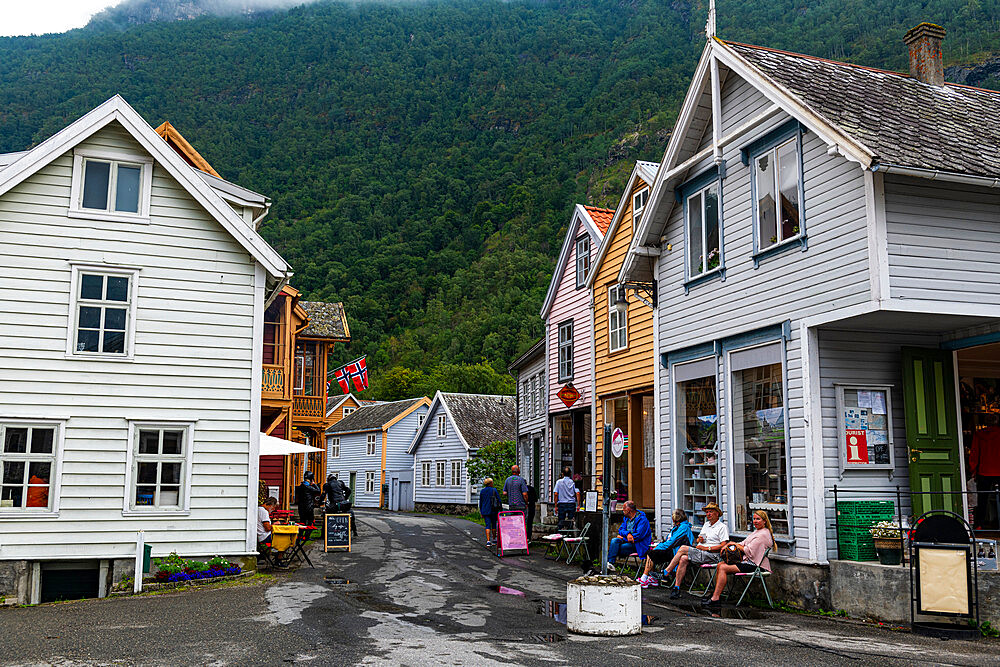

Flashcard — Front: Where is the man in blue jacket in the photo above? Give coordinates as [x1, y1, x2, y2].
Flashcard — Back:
[606, 500, 651, 572]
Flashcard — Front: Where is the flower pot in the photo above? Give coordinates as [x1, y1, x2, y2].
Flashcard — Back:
[874, 538, 902, 565]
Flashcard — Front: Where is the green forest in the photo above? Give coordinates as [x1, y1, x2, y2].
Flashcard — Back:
[1, 0, 998, 398]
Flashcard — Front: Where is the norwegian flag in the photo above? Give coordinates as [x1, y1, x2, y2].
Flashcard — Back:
[333, 356, 369, 393]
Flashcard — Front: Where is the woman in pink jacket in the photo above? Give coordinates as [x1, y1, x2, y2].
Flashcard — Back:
[702, 510, 774, 608]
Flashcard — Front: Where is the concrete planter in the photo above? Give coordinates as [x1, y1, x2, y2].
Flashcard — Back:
[566, 575, 641, 636]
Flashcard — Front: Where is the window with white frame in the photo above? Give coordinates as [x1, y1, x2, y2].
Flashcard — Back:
[418, 413, 425, 428]
[522, 380, 530, 419]
[367, 433, 378, 456]
[687, 182, 721, 277]
[532, 374, 542, 416]
[436, 460, 446, 486]
[437, 415, 447, 438]
[70, 267, 137, 356]
[328, 436, 340, 458]
[71, 151, 152, 220]
[575, 236, 591, 288]
[754, 136, 801, 251]
[608, 286, 628, 352]
[131, 426, 188, 510]
[421, 460, 432, 486]
[451, 460, 462, 486]
[558, 320, 574, 381]
[0, 424, 58, 512]
[365, 471, 376, 494]
[343, 407, 356, 417]
[632, 186, 649, 231]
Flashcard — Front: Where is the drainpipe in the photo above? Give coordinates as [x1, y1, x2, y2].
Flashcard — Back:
[251, 199, 273, 230]
[264, 270, 292, 309]
[871, 163, 1000, 188]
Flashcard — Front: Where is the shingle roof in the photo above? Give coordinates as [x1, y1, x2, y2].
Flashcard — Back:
[725, 40, 1000, 178]
[326, 397, 426, 434]
[299, 300, 350, 340]
[584, 206, 615, 234]
[442, 393, 515, 450]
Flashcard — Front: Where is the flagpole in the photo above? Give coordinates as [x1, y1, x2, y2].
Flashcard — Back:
[327, 355, 367, 376]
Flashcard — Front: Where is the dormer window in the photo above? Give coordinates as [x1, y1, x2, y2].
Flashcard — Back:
[575, 236, 591, 288]
[70, 150, 152, 222]
[632, 187, 649, 232]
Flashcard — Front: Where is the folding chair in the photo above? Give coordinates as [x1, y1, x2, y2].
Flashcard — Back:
[562, 522, 591, 564]
[728, 546, 773, 608]
[620, 552, 643, 578]
[540, 533, 564, 560]
[688, 562, 719, 596]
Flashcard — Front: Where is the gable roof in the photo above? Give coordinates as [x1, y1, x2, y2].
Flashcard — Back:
[326, 392, 362, 417]
[326, 397, 429, 434]
[539, 204, 613, 319]
[155, 121, 221, 178]
[724, 40, 1000, 178]
[585, 160, 659, 290]
[299, 300, 351, 341]
[408, 391, 515, 453]
[0, 96, 288, 278]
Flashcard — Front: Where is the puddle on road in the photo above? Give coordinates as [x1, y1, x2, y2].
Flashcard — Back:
[536, 600, 657, 626]
[529, 633, 566, 643]
[345, 590, 406, 613]
[324, 575, 353, 586]
[490, 585, 526, 597]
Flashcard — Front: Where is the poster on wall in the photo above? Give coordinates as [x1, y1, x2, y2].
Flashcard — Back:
[839, 386, 894, 470]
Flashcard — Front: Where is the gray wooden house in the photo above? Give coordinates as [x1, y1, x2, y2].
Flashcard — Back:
[507, 339, 547, 504]
[408, 392, 515, 511]
[621, 24, 1000, 616]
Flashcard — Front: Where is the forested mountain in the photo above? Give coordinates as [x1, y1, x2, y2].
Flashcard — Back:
[1, 0, 999, 398]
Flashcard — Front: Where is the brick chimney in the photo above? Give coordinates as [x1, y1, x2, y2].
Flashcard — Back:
[903, 23, 946, 86]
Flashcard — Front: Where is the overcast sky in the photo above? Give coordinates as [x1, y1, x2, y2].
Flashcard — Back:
[2, 2, 124, 36]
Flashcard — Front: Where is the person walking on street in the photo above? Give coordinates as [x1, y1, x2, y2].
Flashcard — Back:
[295, 471, 321, 526]
[553, 467, 580, 531]
[502, 465, 529, 535]
[339, 477, 359, 537]
[478, 478, 502, 547]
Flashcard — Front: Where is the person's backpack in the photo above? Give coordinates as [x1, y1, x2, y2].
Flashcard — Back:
[490, 488, 502, 514]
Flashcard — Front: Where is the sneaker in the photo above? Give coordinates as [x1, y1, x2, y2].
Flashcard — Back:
[606, 563, 617, 573]
[646, 576, 659, 587]
[701, 597, 721, 608]
[639, 577, 651, 589]
[669, 587, 681, 600]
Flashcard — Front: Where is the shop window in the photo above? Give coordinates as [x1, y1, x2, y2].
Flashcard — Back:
[674, 358, 718, 528]
[642, 395, 655, 469]
[129, 424, 190, 512]
[686, 182, 721, 278]
[0, 424, 58, 513]
[555, 414, 573, 483]
[605, 397, 629, 503]
[754, 137, 802, 252]
[731, 345, 789, 536]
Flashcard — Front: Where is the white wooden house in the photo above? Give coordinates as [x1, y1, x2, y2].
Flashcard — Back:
[621, 25, 1000, 617]
[325, 397, 430, 511]
[0, 96, 288, 604]
[408, 392, 515, 511]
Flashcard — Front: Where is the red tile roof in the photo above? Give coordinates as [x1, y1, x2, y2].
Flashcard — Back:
[584, 206, 615, 234]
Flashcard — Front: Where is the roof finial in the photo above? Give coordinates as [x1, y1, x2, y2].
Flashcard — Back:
[706, 0, 716, 39]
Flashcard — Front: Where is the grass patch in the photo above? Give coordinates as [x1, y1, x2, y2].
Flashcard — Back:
[459, 510, 485, 526]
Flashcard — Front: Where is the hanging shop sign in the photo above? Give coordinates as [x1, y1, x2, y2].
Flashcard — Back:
[557, 384, 581, 408]
[611, 428, 625, 458]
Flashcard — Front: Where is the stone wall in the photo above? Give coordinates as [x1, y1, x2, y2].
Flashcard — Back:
[0, 560, 30, 605]
[414, 502, 477, 516]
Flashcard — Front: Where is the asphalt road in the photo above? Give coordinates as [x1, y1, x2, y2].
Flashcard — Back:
[1, 510, 997, 666]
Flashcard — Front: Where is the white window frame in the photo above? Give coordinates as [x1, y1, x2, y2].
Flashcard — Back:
[522, 380, 530, 419]
[123, 420, 195, 516]
[632, 186, 649, 232]
[608, 286, 628, 352]
[436, 460, 446, 487]
[574, 236, 591, 288]
[558, 320, 574, 381]
[753, 135, 803, 253]
[451, 460, 462, 487]
[417, 413, 425, 428]
[421, 460, 432, 486]
[0, 419, 66, 518]
[328, 436, 340, 459]
[365, 471, 376, 494]
[686, 182, 722, 279]
[69, 148, 153, 224]
[367, 433, 378, 456]
[343, 406, 356, 417]
[437, 415, 447, 438]
[67, 264, 140, 361]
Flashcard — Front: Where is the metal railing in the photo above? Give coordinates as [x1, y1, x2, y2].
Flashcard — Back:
[830, 485, 999, 566]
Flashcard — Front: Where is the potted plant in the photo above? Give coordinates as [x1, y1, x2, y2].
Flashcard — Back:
[870, 521, 904, 565]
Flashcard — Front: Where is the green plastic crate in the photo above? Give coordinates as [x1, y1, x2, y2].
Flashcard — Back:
[838, 539, 877, 561]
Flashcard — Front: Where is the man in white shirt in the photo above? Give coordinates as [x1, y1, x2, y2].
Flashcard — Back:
[257, 497, 278, 546]
[661, 501, 729, 599]
[552, 467, 581, 531]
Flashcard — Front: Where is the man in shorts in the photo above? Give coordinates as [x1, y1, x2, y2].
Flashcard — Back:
[661, 501, 729, 599]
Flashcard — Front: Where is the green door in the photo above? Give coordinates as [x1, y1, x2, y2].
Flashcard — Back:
[901, 347, 963, 516]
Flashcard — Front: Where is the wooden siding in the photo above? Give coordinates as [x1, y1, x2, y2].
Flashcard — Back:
[655, 69, 872, 559]
[328, 395, 362, 425]
[412, 402, 471, 505]
[547, 217, 600, 413]
[517, 353, 547, 437]
[385, 406, 426, 474]
[593, 176, 655, 482]
[0, 121, 259, 559]
[885, 174, 1000, 306]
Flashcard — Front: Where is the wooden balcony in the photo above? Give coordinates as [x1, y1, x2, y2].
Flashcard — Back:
[262, 365, 285, 399]
[293, 396, 325, 419]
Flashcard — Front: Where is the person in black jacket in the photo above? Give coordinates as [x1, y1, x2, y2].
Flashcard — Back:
[295, 471, 321, 526]
[321, 474, 346, 511]
[339, 478, 359, 537]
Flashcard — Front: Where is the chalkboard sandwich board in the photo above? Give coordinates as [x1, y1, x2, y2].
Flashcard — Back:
[325, 513, 352, 552]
